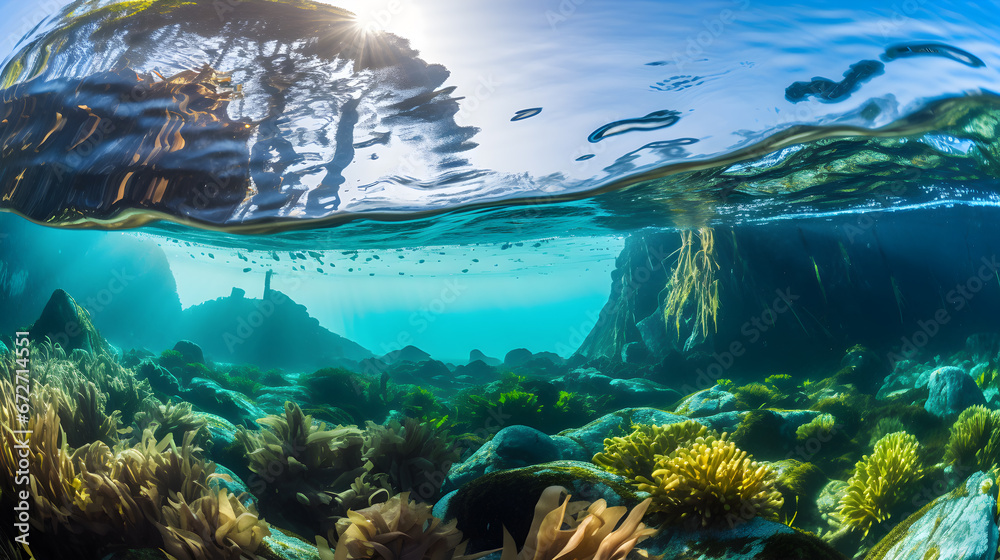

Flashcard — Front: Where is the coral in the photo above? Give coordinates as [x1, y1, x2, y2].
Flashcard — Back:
[634, 434, 783, 528]
[942, 404, 1000, 471]
[796, 413, 837, 441]
[663, 227, 720, 340]
[837, 431, 925, 537]
[317, 492, 469, 560]
[499, 486, 656, 560]
[362, 418, 460, 501]
[237, 401, 389, 539]
[134, 399, 211, 451]
[592, 420, 715, 479]
[732, 382, 784, 410]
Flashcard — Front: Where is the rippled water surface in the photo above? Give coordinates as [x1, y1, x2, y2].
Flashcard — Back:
[0, 0, 996, 243]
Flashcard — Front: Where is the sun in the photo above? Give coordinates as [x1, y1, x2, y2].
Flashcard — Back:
[322, 0, 427, 50]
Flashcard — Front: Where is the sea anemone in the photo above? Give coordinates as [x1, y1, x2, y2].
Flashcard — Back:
[592, 420, 715, 480]
[634, 434, 783, 529]
[837, 431, 924, 537]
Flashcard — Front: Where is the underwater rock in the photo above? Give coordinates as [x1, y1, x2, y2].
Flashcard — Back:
[924, 366, 986, 418]
[675, 385, 739, 417]
[137, 360, 183, 396]
[621, 340, 651, 363]
[504, 348, 534, 366]
[171, 339, 206, 365]
[967, 333, 1000, 363]
[817, 479, 849, 532]
[469, 349, 501, 366]
[446, 425, 562, 489]
[555, 407, 687, 458]
[866, 471, 999, 560]
[180, 289, 372, 371]
[771, 459, 830, 533]
[558, 368, 680, 408]
[380, 344, 432, 364]
[258, 532, 321, 560]
[608, 377, 682, 408]
[453, 359, 496, 379]
[184, 378, 266, 428]
[443, 460, 640, 553]
[877, 362, 935, 400]
[641, 517, 846, 559]
[386, 359, 453, 386]
[209, 464, 254, 507]
[28, 289, 107, 354]
[254, 385, 313, 415]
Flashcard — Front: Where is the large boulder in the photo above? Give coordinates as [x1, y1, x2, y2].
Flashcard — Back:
[469, 349, 501, 366]
[28, 289, 107, 354]
[642, 517, 846, 559]
[442, 461, 640, 553]
[867, 471, 999, 560]
[446, 425, 562, 490]
[924, 366, 986, 418]
[172, 340, 206, 365]
[675, 386, 739, 417]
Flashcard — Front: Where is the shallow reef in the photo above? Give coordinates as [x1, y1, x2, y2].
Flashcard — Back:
[6, 291, 1000, 559]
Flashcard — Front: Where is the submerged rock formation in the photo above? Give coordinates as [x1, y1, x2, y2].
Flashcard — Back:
[179, 287, 372, 370]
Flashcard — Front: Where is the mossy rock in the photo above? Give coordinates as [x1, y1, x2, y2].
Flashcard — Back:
[642, 517, 846, 559]
[444, 460, 642, 554]
[732, 410, 790, 461]
[865, 471, 999, 560]
[771, 459, 829, 531]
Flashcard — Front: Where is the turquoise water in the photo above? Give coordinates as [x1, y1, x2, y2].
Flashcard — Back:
[1, 1, 1000, 559]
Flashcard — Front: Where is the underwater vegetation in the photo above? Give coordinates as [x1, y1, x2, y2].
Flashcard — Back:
[0, 371, 269, 559]
[635, 433, 783, 528]
[942, 404, 1000, 472]
[496, 486, 656, 560]
[592, 420, 715, 480]
[317, 492, 468, 560]
[836, 431, 925, 538]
